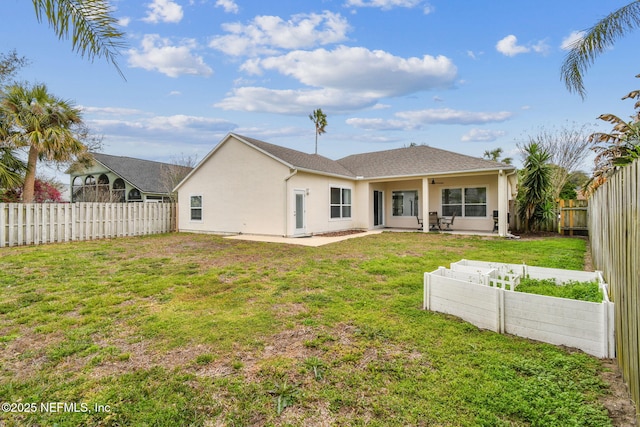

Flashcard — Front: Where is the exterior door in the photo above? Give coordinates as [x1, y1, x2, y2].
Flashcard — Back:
[294, 190, 306, 235]
[373, 190, 384, 227]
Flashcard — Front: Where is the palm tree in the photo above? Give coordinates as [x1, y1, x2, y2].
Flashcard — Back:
[0, 83, 88, 203]
[561, 1, 640, 98]
[0, 148, 26, 191]
[309, 108, 327, 154]
[583, 77, 640, 194]
[31, 0, 126, 77]
[483, 147, 513, 164]
[517, 143, 554, 233]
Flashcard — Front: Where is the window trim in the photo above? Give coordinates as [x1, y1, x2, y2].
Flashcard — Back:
[330, 186, 352, 220]
[189, 194, 203, 222]
[441, 186, 488, 218]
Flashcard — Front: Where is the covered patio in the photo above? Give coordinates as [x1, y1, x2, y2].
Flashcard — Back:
[361, 169, 516, 237]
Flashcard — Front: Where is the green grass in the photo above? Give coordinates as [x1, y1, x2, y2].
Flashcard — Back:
[0, 232, 613, 426]
[516, 278, 604, 303]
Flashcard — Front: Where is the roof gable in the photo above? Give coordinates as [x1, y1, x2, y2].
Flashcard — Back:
[237, 134, 356, 178]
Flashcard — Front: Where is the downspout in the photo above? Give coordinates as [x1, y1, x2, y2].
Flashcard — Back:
[284, 169, 298, 237]
[503, 169, 518, 236]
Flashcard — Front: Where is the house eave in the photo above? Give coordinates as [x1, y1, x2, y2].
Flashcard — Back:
[360, 166, 517, 182]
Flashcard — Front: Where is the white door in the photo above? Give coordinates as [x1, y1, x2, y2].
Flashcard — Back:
[294, 190, 306, 235]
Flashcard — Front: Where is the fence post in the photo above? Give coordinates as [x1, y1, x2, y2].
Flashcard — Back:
[0, 204, 5, 247]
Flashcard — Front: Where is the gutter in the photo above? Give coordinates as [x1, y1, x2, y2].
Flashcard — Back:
[284, 169, 298, 237]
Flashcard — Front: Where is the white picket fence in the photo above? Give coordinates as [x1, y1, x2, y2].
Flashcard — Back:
[423, 260, 615, 358]
[0, 203, 176, 247]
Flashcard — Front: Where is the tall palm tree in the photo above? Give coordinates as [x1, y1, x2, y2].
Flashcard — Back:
[0, 83, 87, 203]
[561, 1, 640, 98]
[31, 0, 126, 77]
[309, 108, 327, 155]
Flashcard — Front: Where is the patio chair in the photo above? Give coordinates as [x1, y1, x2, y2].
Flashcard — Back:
[440, 213, 456, 230]
[428, 211, 440, 231]
[416, 215, 424, 230]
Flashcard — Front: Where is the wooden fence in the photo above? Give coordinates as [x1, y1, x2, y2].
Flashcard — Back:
[510, 199, 588, 234]
[0, 203, 176, 247]
[558, 199, 588, 236]
[589, 160, 640, 423]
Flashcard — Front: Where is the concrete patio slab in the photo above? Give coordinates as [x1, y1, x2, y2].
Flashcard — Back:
[224, 230, 383, 247]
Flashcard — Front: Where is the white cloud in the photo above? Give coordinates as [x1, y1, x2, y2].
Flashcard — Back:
[218, 46, 456, 114]
[345, 0, 425, 11]
[345, 117, 418, 131]
[128, 34, 213, 77]
[461, 128, 507, 142]
[244, 46, 457, 98]
[496, 35, 530, 57]
[396, 108, 512, 124]
[531, 39, 550, 55]
[215, 87, 377, 114]
[88, 113, 236, 141]
[209, 11, 350, 56]
[118, 16, 131, 27]
[142, 0, 183, 24]
[347, 108, 513, 131]
[80, 106, 146, 115]
[215, 0, 239, 14]
[561, 30, 585, 50]
[496, 35, 550, 57]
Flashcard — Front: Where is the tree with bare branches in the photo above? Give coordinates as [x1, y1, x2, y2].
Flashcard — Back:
[518, 122, 593, 200]
[160, 154, 198, 202]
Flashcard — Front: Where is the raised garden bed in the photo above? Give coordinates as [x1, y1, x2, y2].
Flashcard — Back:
[515, 277, 603, 303]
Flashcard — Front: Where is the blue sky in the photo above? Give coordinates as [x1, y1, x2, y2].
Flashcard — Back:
[2, 0, 639, 180]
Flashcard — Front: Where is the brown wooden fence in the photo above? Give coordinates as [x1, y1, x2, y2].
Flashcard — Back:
[558, 199, 588, 236]
[510, 199, 588, 234]
[589, 160, 640, 424]
[0, 203, 176, 247]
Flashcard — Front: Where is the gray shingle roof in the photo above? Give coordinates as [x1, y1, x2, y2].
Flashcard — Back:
[235, 134, 356, 177]
[233, 134, 512, 179]
[92, 153, 193, 193]
[337, 145, 512, 178]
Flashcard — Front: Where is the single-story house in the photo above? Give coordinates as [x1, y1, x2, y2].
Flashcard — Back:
[175, 133, 518, 237]
[68, 153, 192, 202]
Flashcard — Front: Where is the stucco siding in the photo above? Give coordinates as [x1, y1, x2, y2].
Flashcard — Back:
[178, 137, 289, 235]
[428, 174, 499, 232]
[287, 173, 359, 235]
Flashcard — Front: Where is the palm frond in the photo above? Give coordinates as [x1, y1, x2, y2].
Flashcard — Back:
[560, 1, 640, 98]
[32, 0, 127, 79]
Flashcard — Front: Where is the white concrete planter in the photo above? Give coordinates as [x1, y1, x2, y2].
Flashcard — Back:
[424, 260, 615, 358]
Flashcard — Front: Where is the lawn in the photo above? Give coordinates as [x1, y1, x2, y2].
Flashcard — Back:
[0, 232, 614, 426]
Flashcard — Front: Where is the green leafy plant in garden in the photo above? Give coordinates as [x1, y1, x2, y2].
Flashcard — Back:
[516, 277, 603, 302]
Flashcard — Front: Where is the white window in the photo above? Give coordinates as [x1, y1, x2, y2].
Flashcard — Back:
[442, 187, 487, 217]
[392, 190, 418, 216]
[330, 187, 351, 218]
[190, 195, 203, 221]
